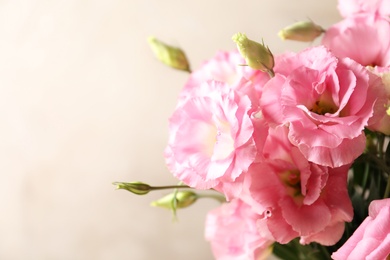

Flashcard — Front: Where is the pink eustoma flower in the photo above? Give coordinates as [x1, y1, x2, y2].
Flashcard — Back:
[332, 198, 390, 260]
[338, 0, 390, 17]
[244, 126, 353, 245]
[261, 46, 385, 167]
[205, 199, 273, 260]
[165, 80, 268, 198]
[322, 14, 390, 68]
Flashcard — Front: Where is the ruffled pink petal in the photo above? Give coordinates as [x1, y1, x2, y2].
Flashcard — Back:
[302, 163, 328, 205]
[295, 132, 366, 167]
[322, 165, 354, 222]
[260, 74, 286, 126]
[288, 120, 343, 149]
[245, 163, 284, 212]
[280, 197, 332, 236]
[300, 221, 345, 246]
[256, 207, 299, 244]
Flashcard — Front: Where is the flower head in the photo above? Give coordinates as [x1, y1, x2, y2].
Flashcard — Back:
[165, 80, 267, 198]
[261, 46, 385, 167]
[243, 126, 353, 245]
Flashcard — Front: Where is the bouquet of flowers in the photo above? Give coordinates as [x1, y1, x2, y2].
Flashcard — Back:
[115, 0, 390, 259]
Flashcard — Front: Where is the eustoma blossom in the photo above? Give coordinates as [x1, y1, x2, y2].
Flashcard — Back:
[242, 126, 353, 245]
[164, 80, 267, 198]
[261, 46, 386, 167]
[205, 199, 273, 260]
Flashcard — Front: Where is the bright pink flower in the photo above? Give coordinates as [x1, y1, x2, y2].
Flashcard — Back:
[181, 50, 269, 99]
[244, 126, 353, 245]
[332, 198, 390, 260]
[338, 0, 390, 17]
[261, 46, 384, 167]
[322, 14, 390, 67]
[165, 80, 268, 198]
[205, 199, 273, 260]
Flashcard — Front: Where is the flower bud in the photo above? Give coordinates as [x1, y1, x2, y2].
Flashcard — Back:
[232, 33, 274, 76]
[113, 181, 151, 195]
[151, 191, 198, 210]
[278, 21, 324, 42]
[148, 36, 191, 72]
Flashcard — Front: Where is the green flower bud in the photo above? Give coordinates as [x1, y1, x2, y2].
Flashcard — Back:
[278, 21, 324, 42]
[232, 33, 274, 76]
[113, 181, 151, 195]
[151, 191, 198, 210]
[148, 36, 191, 72]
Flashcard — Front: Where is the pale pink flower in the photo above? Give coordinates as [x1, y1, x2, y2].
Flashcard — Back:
[322, 14, 390, 68]
[338, 0, 390, 17]
[164, 80, 268, 198]
[244, 126, 353, 245]
[332, 198, 390, 260]
[205, 199, 273, 260]
[261, 46, 384, 167]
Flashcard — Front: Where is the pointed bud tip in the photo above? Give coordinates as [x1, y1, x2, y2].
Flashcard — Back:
[113, 181, 151, 195]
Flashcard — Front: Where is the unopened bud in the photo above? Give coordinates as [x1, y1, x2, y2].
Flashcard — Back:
[151, 191, 198, 210]
[148, 37, 190, 72]
[278, 21, 324, 42]
[113, 181, 151, 195]
[232, 33, 274, 76]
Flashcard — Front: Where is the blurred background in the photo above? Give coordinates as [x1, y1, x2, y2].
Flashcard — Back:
[0, 0, 340, 259]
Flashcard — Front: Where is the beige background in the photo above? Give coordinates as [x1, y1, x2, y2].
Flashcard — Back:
[0, 1, 340, 259]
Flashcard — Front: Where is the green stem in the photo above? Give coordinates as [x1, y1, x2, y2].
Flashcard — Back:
[149, 184, 190, 190]
[378, 134, 385, 159]
[196, 193, 226, 203]
[361, 162, 370, 195]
